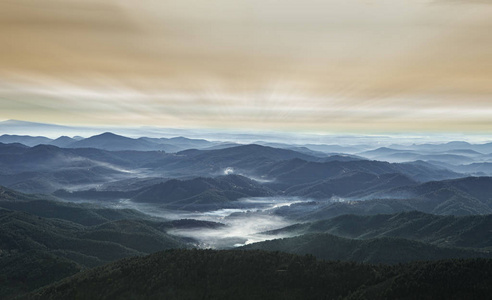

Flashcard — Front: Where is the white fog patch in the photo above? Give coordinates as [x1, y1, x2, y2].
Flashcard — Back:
[100, 197, 303, 249]
[57, 156, 135, 175]
[55, 195, 312, 249]
[244, 175, 274, 183]
[164, 197, 308, 248]
[201, 208, 246, 218]
[217, 167, 274, 183]
[330, 195, 348, 202]
[167, 212, 294, 249]
[223, 167, 234, 175]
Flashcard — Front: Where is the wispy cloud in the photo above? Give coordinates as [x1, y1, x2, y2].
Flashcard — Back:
[1, 0, 491, 133]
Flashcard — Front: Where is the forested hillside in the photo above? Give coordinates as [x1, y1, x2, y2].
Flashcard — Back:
[26, 249, 492, 300]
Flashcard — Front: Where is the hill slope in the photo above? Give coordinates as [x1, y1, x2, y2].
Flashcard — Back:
[132, 174, 274, 210]
[268, 211, 492, 249]
[273, 176, 492, 220]
[259, 158, 461, 188]
[241, 233, 490, 264]
[26, 249, 492, 300]
[0, 188, 197, 299]
[67, 132, 166, 151]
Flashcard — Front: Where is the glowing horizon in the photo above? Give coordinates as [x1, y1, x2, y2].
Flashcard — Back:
[1, 0, 491, 134]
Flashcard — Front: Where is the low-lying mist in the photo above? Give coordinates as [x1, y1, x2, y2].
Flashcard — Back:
[62, 196, 313, 248]
[166, 197, 307, 248]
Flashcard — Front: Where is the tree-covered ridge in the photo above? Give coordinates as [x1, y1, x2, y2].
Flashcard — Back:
[267, 211, 492, 249]
[0, 206, 187, 299]
[26, 249, 492, 300]
[54, 174, 275, 211]
[241, 233, 491, 264]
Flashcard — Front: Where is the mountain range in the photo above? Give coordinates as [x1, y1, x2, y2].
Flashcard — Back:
[1, 125, 492, 299]
[0, 132, 224, 153]
[0, 141, 464, 194]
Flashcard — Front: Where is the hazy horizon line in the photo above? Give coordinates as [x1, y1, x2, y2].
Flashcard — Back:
[1, 118, 491, 145]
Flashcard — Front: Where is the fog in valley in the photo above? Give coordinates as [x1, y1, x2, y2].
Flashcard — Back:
[62, 196, 315, 248]
[2, 128, 492, 248]
[2, 0, 492, 296]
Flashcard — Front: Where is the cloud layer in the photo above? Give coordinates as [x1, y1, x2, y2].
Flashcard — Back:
[1, 0, 491, 133]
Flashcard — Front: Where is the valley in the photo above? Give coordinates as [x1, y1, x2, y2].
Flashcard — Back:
[3, 0, 492, 297]
[1, 126, 492, 298]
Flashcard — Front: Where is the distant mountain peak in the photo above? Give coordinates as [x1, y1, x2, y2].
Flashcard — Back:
[49, 136, 77, 147]
[30, 144, 60, 151]
[445, 141, 472, 146]
[81, 132, 134, 142]
[1, 119, 33, 125]
[1, 119, 64, 127]
[95, 132, 123, 138]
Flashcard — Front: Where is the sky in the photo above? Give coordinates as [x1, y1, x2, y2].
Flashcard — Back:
[1, 0, 491, 134]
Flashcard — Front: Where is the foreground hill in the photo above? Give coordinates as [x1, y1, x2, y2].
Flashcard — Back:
[0, 207, 190, 299]
[2, 186, 492, 298]
[267, 211, 492, 249]
[241, 233, 491, 264]
[27, 249, 492, 300]
[0, 187, 209, 299]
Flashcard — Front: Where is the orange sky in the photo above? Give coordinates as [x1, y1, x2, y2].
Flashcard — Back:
[1, 0, 491, 133]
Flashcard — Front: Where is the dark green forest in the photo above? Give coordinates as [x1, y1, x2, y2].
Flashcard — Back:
[1, 139, 492, 299]
[26, 249, 492, 300]
[1, 187, 492, 299]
